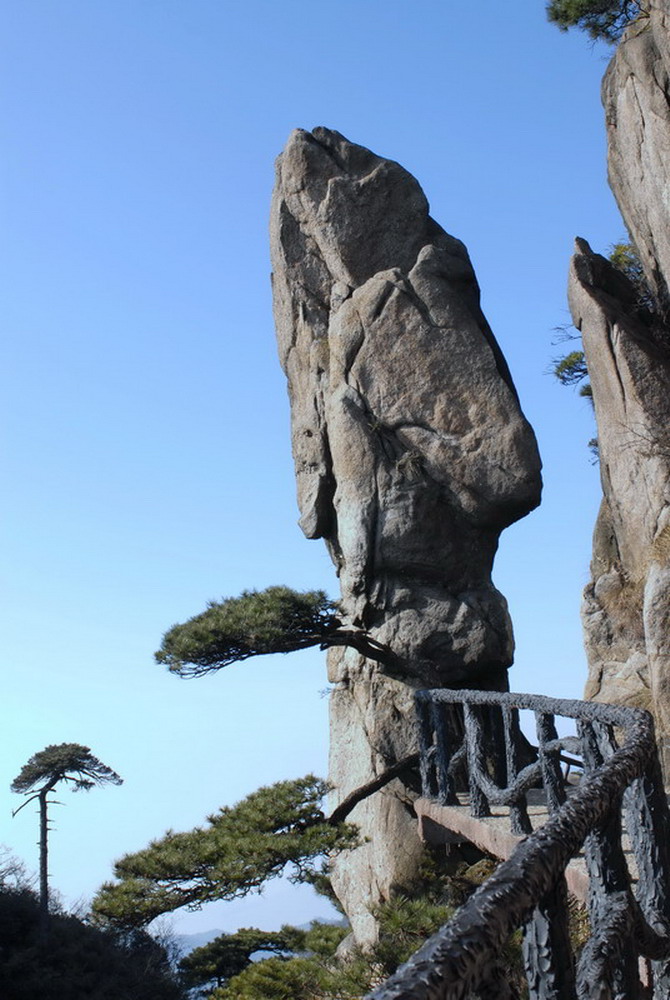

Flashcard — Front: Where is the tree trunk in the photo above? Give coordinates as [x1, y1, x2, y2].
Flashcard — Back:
[327, 753, 420, 825]
[38, 789, 49, 945]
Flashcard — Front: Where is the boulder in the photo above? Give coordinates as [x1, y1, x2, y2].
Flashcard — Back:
[270, 127, 542, 942]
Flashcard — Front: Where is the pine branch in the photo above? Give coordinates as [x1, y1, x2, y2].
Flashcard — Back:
[328, 753, 420, 826]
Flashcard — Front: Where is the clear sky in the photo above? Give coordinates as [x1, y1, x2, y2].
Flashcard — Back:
[1, 1, 623, 936]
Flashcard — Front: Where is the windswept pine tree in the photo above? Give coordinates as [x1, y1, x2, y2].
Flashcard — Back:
[155, 585, 399, 677]
[11, 744, 122, 941]
[92, 777, 357, 928]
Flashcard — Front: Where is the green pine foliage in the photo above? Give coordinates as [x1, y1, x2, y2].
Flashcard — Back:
[92, 777, 357, 928]
[546, 0, 648, 41]
[155, 584, 399, 677]
[208, 954, 339, 1000]
[298, 919, 348, 958]
[206, 896, 483, 998]
[552, 350, 589, 388]
[179, 926, 307, 992]
[204, 849, 526, 1000]
[11, 744, 122, 796]
[608, 241, 655, 308]
[155, 586, 341, 677]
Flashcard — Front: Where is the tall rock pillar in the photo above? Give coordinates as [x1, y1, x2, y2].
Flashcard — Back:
[270, 127, 542, 942]
[570, 0, 670, 768]
[603, 1, 670, 312]
[570, 239, 670, 746]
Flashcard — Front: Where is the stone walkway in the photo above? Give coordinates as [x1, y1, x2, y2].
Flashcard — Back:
[415, 789, 638, 905]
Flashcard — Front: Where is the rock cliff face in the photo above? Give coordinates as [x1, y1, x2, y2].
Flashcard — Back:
[270, 127, 541, 942]
[573, 0, 670, 763]
[603, 2, 670, 311]
[569, 240, 670, 740]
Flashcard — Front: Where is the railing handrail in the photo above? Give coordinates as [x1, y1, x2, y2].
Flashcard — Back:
[367, 688, 670, 1000]
[415, 687, 653, 726]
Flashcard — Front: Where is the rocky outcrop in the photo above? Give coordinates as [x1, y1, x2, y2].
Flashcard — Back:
[603, 2, 670, 311]
[569, 239, 670, 747]
[573, 0, 670, 768]
[270, 127, 542, 943]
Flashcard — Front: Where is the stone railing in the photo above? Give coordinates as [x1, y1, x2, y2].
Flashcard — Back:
[367, 690, 670, 1000]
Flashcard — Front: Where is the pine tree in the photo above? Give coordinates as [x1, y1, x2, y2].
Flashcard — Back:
[546, 0, 648, 42]
[91, 776, 357, 928]
[155, 585, 398, 677]
[179, 927, 305, 992]
[11, 743, 122, 942]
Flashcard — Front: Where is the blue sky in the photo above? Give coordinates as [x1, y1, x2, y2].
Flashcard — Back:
[1, 1, 622, 935]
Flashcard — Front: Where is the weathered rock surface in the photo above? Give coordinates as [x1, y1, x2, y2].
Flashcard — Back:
[569, 237, 670, 751]
[603, 2, 670, 311]
[270, 127, 542, 943]
[574, 0, 670, 765]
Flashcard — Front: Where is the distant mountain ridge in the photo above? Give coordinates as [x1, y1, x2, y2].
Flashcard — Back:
[174, 917, 347, 957]
[174, 928, 224, 957]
